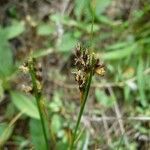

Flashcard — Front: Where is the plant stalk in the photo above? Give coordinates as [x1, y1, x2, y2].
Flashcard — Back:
[70, 57, 94, 150]
[70, 2, 95, 149]
[28, 58, 49, 150]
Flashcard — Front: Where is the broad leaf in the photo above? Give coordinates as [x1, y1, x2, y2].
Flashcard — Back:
[11, 91, 40, 119]
[4, 21, 25, 40]
[29, 119, 47, 150]
[0, 36, 14, 78]
[0, 21, 25, 78]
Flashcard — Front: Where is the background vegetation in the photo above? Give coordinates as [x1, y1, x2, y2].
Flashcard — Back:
[0, 0, 150, 149]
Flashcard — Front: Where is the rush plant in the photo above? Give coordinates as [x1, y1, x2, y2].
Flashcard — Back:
[70, 44, 105, 149]
[28, 58, 49, 150]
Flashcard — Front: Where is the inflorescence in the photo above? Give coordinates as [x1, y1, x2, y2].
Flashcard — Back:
[74, 43, 105, 96]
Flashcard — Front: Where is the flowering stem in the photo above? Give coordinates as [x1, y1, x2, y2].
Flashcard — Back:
[28, 58, 49, 150]
[70, 2, 95, 149]
[70, 56, 94, 150]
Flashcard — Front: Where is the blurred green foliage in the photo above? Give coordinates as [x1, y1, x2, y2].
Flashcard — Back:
[0, 0, 150, 149]
[0, 21, 24, 78]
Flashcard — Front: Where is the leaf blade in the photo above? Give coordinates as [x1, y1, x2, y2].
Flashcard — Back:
[11, 91, 40, 119]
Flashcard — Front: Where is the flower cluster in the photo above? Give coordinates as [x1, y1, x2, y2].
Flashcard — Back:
[19, 59, 43, 93]
[74, 44, 105, 93]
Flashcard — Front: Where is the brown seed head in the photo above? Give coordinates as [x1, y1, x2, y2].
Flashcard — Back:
[74, 43, 105, 92]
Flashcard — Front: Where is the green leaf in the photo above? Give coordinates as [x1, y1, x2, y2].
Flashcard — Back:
[29, 119, 47, 150]
[4, 21, 25, 40]
[98, 15, 114, 26]
[0, 122, 14, 146]
[74, 0, 87, 20]
[5, 102, 16, 119]
[107, 42, 129, 51]
[37, 23, 54, 36]
[0, 22, 25, 78]
[103, 43, 137, 60]
[11, 91, 40, 119]
[0, 39, 14, 78]
[93, 0, 112, 16]
[51, 114, 62, 134]
[59, 33, 77, 53]
[56, 141, 68, 150]
[137, 58, 146, 106]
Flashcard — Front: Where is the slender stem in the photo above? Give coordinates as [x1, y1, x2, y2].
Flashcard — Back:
[90, 10, 94, 50]
[28, 58, 49, 150]
[90, 1, 95, 51]
[70, 57, 94, 150]
[70, 2, 95, 149]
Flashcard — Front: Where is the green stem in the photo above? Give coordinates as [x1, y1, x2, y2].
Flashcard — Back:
[90, 1, 95, 50]
[70, 58, 94, 150]
[90, 10, 94, 50]
[28, 58, 49, 150]
[70, 2, 95, 149]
